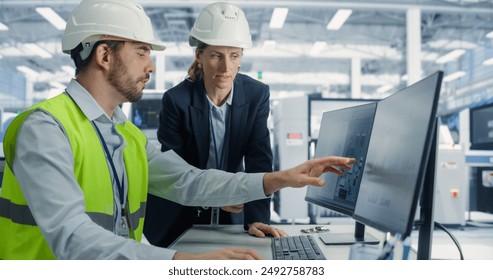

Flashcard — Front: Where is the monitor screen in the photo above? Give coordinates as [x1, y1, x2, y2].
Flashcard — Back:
[131, 98, 161, 129]
[305, 102, 380, 245]
[352, 71, 443, 238]
[470, 103, 493, 150]
[305, 102, 377, 216]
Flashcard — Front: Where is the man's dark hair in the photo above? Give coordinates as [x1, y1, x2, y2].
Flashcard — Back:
[71, 40, 124, 75]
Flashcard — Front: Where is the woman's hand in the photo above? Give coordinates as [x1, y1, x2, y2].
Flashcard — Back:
[248, 222, 288, 238]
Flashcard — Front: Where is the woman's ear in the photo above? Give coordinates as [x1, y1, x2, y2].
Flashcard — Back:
[195, 51, 202, 69]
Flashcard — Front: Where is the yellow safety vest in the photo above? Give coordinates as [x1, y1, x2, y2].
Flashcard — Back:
[0, 93, 148, 259]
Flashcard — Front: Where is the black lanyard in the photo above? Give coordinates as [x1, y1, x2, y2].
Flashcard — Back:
[92, 121, 135, 239]
[64, 87, 134, 238]
[92, 121, 125, 209]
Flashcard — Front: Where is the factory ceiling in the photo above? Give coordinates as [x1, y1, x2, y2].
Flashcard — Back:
[1, 0, 493, 102]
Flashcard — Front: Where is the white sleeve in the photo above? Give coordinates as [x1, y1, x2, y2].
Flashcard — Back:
[146, 143, 268, 206]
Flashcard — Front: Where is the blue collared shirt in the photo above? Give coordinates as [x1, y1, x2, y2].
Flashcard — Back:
[12, 79, 266, 259]
[206, 84, 234, 170]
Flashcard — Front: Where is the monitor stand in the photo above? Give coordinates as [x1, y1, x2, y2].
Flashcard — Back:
[318, 221, 380, 245]
[416, 117, 438, 260]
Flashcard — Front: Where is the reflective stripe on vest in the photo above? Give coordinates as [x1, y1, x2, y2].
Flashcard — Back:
[0, 197, 147, 232]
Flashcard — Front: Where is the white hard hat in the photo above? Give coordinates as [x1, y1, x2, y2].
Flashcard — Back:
[62, 0, 166, 56]
[189, 2, 252, 48]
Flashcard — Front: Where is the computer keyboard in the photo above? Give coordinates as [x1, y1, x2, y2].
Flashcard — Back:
[271, 235, 326, 260]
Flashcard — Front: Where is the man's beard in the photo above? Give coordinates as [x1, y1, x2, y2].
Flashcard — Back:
[108, 53, 148, 103]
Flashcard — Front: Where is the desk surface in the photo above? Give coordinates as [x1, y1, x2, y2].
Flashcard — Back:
[169, 220, 388, 260]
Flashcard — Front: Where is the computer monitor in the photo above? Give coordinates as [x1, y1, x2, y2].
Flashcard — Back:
[469, 103, 493, 150]
[129, 97, 162, 148]
[130, 98, 161, 129]
[305, 102, 380, 245]
[352, 71, 443, 259]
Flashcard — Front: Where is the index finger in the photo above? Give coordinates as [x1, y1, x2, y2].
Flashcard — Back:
[311, 156, 356, 166]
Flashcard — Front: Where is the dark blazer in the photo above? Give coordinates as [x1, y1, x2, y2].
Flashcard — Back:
[144, 73, 273, 247]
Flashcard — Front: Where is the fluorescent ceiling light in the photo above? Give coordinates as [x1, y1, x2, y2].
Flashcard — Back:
[269, 8, 288, 29]
[443, 71, 466, 82]
[0, 22, 8, 31]
[49, 81, 66, 89]
[376, 84, 393, 93]
[61, 65, 75, 74]
[36, 7, 66, 30]
[483, 57, 493, 66]
[427, 39, 477, 50]
[16, 66, 39, 77]
[263, 40, 276, 52]
[309, 41, 326, 56]
[435, 49, 465, 64]
[327, 9, 352, 30]
[24, 43, 53, 58]
[486, 31, 493, 38]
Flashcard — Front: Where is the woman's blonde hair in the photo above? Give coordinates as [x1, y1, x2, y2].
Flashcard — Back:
[187, 41, 208, 82]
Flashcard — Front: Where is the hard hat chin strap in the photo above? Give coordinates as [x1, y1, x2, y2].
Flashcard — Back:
[70, 41, 97, 69]
[70, 40, 124, 74]
[70, 43, 85, 70]
[80, 41, 97, 61]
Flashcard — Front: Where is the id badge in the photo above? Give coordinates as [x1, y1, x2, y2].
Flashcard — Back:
[122, 206, 136, 240]
[119, 216, 130, 238]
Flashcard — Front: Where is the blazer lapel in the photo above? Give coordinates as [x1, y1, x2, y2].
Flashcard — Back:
[190, 82, 210, 167]
[228, 78, 248, 163]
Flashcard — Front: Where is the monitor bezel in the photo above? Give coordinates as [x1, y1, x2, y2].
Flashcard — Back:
[469, 102, 493, 151]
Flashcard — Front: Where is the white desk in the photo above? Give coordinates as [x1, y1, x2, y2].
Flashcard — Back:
[169, 221, 389, 260]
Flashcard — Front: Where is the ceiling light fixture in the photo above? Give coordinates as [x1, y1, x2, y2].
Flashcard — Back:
[0, 22, 9, 31]
[327, 9, 352, 30]
[309, 41, 326, 56]
[269, 8, 288, 29]
[435, 49, 465, 64]
[24, 43, 53, 58]
[483, 57, 493, 66]
[16, 65, 39, 78]
[376, 84, 393, 94]
[61, 65, 75, 74]
[36, 7, 66, 30]
[49, 81, 66, 89]
[443, 71, 466, 82]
